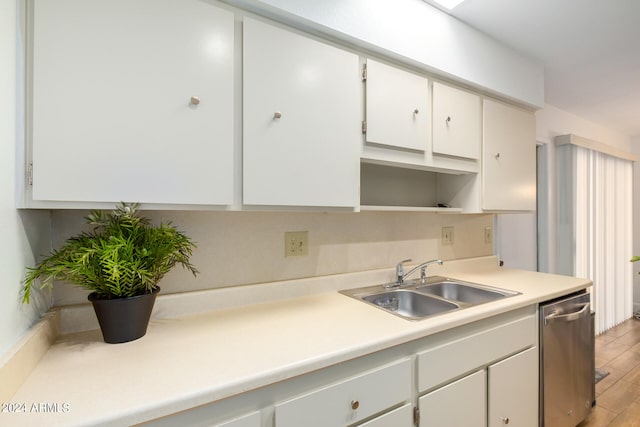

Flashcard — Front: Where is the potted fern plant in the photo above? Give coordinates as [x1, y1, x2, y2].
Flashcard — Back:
[22, 202, 198, 343]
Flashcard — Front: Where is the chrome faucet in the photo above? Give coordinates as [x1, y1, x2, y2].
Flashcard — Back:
[394, 258, 444, 285]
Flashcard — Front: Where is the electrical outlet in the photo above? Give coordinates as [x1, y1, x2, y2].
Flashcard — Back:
[484, 226, 493, 244]
[442, 226, 454, 245]
[285, 231, 308, 257]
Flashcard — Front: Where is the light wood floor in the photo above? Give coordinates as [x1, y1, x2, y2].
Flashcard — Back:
[578, 318, 640, 427]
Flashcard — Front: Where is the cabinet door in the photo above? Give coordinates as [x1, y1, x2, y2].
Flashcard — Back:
[482, 99, 536, 211]
[488, 347, 538, 427]
[365, 59, 429, 151]
[419, 369, 486, 427]
[31, 0, 234, 205]
[243, 18, 360, 207]
[432, 82, 481, 159]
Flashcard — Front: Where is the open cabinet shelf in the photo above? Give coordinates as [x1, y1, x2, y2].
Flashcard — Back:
[360, 162, 474, 212]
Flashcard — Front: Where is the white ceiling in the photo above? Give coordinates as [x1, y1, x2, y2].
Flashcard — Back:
[446, 0, 640, 137]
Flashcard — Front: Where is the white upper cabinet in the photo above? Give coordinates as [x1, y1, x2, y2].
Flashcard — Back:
[243, 18, 361, 208]
[482, 99, 536, 211]
[31, 0, 235, 206]
[365, 59, 429, 152]
[432, 82, 481, 160]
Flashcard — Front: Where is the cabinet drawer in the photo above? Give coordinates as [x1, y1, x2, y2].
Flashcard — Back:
[417, 314, 536, 391]
[275, 358, 411, 427]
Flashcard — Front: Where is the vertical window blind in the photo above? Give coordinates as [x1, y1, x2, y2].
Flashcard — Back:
[557, 143, 634, 334]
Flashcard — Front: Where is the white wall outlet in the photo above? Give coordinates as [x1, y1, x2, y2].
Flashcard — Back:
[484, 226, 493, 244]
[442, 226, 454, 245]
[285, 231, 309, 257]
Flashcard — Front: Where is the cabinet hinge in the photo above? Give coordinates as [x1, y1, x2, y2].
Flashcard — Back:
[362, 63, 367, 81]
[361, 120, 367, 134]
[413, 406, 420, 426]
[28, 162, 33, 186]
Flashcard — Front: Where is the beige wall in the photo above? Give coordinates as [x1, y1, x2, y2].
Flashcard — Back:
[51, 210, 494, 305]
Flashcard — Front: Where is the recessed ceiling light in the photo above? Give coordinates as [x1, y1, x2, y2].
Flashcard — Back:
[429, 0, 466, 10]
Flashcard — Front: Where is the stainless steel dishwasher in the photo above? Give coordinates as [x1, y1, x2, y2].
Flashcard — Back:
[539, 291, 594, 427]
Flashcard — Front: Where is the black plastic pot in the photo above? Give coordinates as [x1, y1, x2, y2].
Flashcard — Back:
[88, 287, 159, 344]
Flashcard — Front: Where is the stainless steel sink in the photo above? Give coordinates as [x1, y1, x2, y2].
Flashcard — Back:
[340, 276, 519, 321]
[417, 280, 519, 304]
[362, 290, 459, 320]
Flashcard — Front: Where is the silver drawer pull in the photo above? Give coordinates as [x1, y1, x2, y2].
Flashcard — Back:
[273, 111, 282, 119]
[190, 96, 200, 105]
[350, 400, 359, 410]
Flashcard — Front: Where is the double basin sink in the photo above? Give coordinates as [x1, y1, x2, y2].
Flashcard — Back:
[340, 276, 520, 321]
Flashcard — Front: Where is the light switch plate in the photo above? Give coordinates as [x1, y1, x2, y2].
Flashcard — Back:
[484, 226, 493, 244]
[442, 226, 454, 245]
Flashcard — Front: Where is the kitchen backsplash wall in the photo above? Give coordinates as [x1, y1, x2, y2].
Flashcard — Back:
[50, 210, 494, 306]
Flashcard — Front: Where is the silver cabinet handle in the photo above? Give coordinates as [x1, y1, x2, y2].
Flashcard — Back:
[273, 111, 282, 119]
[501, 417, 510, 424]
[350, 400, 359, 410]
[446, 116, 451, 124]
[495, 153, 500, 159]
[414, 109, 419, 115]
[190, 96, 200, 105]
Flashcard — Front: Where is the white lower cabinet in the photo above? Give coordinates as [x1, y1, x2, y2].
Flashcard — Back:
[419, 347, 538, 427]
[417, 309, 538, 427]
[488, 347, 538, 427]
[419, 370, 486, 427]
[143, 307, 539, 427]
[275, 358, 412, 427]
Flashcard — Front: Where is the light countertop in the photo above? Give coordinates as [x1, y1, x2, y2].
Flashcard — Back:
[3, 258, 591, 426]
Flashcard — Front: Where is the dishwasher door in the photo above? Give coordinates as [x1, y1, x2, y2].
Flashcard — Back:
[540, 291, 593, 427]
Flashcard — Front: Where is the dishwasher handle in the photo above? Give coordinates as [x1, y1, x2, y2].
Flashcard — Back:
[544, 303, 590, 325]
